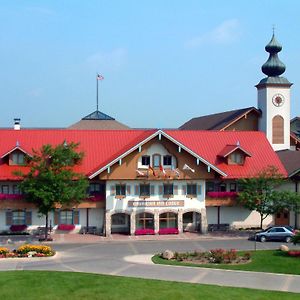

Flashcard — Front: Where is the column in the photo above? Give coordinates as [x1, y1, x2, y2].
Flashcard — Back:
[178, 209, 183, 234]
[105, 210, 111, 237]
[201, 208, 208, 234]
[130, 211, 136, 235]
[154, 210, 160, 235]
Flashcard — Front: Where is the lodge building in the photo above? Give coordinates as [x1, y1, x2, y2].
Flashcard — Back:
[0, 33, 300, 236]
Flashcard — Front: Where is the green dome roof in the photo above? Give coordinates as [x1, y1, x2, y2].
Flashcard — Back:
[261, 34, 286, 77]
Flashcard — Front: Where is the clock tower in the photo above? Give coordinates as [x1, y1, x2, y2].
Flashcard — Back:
[256, 33, 293, 151]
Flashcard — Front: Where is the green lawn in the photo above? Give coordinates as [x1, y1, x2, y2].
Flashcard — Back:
[152, 250, 300, 275]
[0, 270, 298, 300]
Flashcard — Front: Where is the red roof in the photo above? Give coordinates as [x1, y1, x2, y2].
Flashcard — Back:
[0, 129, 155, 180]
[164, 130, 287, 179]
[0, 129, 287, 180]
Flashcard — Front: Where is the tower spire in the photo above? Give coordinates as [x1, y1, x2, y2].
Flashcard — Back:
[261, 32, 286, 77]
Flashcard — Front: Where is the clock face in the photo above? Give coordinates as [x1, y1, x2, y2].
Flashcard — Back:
[272, 94, 285, 107]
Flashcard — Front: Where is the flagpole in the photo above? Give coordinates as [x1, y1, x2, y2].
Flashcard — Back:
[96, 74, 99, 111]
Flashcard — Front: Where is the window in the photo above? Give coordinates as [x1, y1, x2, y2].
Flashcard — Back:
[112, 213, 126, 225]
[12, 152, 25, 165]
[12, 210, 26, 225]
[163, 155, 172, 166]
[163, 183, 173, 196]
[272, 115, 284, 144]
[219, 183, 226, 192]
[141, 155, 150, 166]
[153, 154, 161, 168]
[140, 184, 150, 197]
[116, 184, 126, 196]
[13, 185, 21, 194]
[229, 152, 243, 165]
[60, 210, 73, 225]
[89, 183, 105, 194]
[159, 212, 177, 228]
[229, 183, 237, 192]
[1, 185, 9, 194]
[187, 184, 197, 196]
[136, 213, 154, 229]
[206, 182, 215, 192]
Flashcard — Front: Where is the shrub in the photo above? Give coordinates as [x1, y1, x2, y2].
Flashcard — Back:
[243, 252, 251, 260]
[292, 233, 300, 245]
[288, 250, 300, 257]
[210, 249, 226, 263]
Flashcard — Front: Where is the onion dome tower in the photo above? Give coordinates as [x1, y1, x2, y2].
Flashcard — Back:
[256, 32, 292, 151]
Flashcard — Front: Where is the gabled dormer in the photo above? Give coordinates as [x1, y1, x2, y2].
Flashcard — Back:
[1, 142, 30, 166]
[218, 142, 251, 166]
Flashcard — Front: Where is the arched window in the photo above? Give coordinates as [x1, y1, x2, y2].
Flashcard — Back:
[272, 115, 284, 144]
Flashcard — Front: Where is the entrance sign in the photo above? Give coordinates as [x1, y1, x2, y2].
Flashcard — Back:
[128, 200, 184, 207]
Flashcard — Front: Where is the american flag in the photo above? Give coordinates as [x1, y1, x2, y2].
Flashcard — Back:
[97, 74, 104, 80]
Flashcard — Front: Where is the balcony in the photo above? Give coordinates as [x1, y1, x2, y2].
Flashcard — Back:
[205, 191, 238, 206]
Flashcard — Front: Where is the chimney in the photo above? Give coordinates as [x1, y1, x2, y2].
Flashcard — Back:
[14, 118, 21, 130]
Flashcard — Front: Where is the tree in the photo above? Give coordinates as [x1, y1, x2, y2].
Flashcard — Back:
[237, 165, 300, 229]
[15, 142, 89, 240]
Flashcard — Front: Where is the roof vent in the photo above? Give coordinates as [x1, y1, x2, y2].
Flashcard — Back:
[14, 118, 21, 130]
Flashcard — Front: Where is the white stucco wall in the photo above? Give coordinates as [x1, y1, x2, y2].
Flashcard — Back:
[258, 86, 291, 151]
[206, 206, 273, 228]
[106, 180, 205, 213]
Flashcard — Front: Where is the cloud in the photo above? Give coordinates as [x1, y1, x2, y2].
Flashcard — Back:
[185, 19, 241, 49]
[85, 48, 127, 71]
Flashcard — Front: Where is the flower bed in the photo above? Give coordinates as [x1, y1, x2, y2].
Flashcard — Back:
[158, 228, 179, 235]
[10, 225, 27, 232]
[207, 191, 238, 198]
[57, 224, 75, 231]
[287, 250, 300, 257]
[0, 244, 55, 258]
[135, 228, 155, 235]
[160, 248, 251, 264]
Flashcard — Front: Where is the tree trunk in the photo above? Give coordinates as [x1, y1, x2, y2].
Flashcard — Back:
[260, 214, 263, 229]
[45, 213, 48, 240]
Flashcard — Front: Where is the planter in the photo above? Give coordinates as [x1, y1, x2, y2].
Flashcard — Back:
[135, 228, 155, 235]
[57, 224, 75, 231]
[158, 228, 179, 235]
[10, 225, 27, 232]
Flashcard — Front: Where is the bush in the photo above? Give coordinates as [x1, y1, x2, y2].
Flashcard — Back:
[292, 233, 300, 245]
[10, 225, 27, 232]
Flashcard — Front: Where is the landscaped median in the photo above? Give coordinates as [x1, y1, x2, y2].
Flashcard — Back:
[0, 244, 55, 258]
[152, 248, 300, 275]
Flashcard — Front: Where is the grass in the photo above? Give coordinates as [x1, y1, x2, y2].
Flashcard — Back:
[152, 250, 300, 275]
[0, 270, 299, 300]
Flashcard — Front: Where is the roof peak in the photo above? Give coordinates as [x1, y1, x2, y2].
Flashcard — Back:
[82, 110, 115, 121]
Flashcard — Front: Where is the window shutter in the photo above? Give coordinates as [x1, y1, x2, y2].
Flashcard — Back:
[110, 185, 116, 196]
[197, 185, 202, 195]
[159, 185, 163, 195]
[25, 211, 32, 225]
[134, 185, 139, 195]
[173, 185, 178, 195]
[54, 210, 59, 225]
[182, 185, 187, 195]
[6, 211, 12, 225]
[126, 185, 131, 195]
[73, 210, 80, 225]
[150, 185, 155, 196]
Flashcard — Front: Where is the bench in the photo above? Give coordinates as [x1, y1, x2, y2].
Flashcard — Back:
[208, 223, 230, 232]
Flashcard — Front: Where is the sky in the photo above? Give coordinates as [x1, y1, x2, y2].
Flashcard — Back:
[0, 0, 300, 129]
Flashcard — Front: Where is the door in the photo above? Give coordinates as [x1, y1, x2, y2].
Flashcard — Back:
[275, 211, 289, 226]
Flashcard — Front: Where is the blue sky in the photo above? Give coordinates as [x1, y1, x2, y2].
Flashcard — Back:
[1, 0, 300, 128]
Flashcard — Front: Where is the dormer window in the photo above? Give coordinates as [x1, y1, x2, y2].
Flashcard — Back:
[229, 152, 244, 165]
[141, 155, 150, 166]
[12, 152, 25, 165]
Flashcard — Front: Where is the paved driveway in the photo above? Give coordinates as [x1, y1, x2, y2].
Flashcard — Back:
[1, 236, 300, 293]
